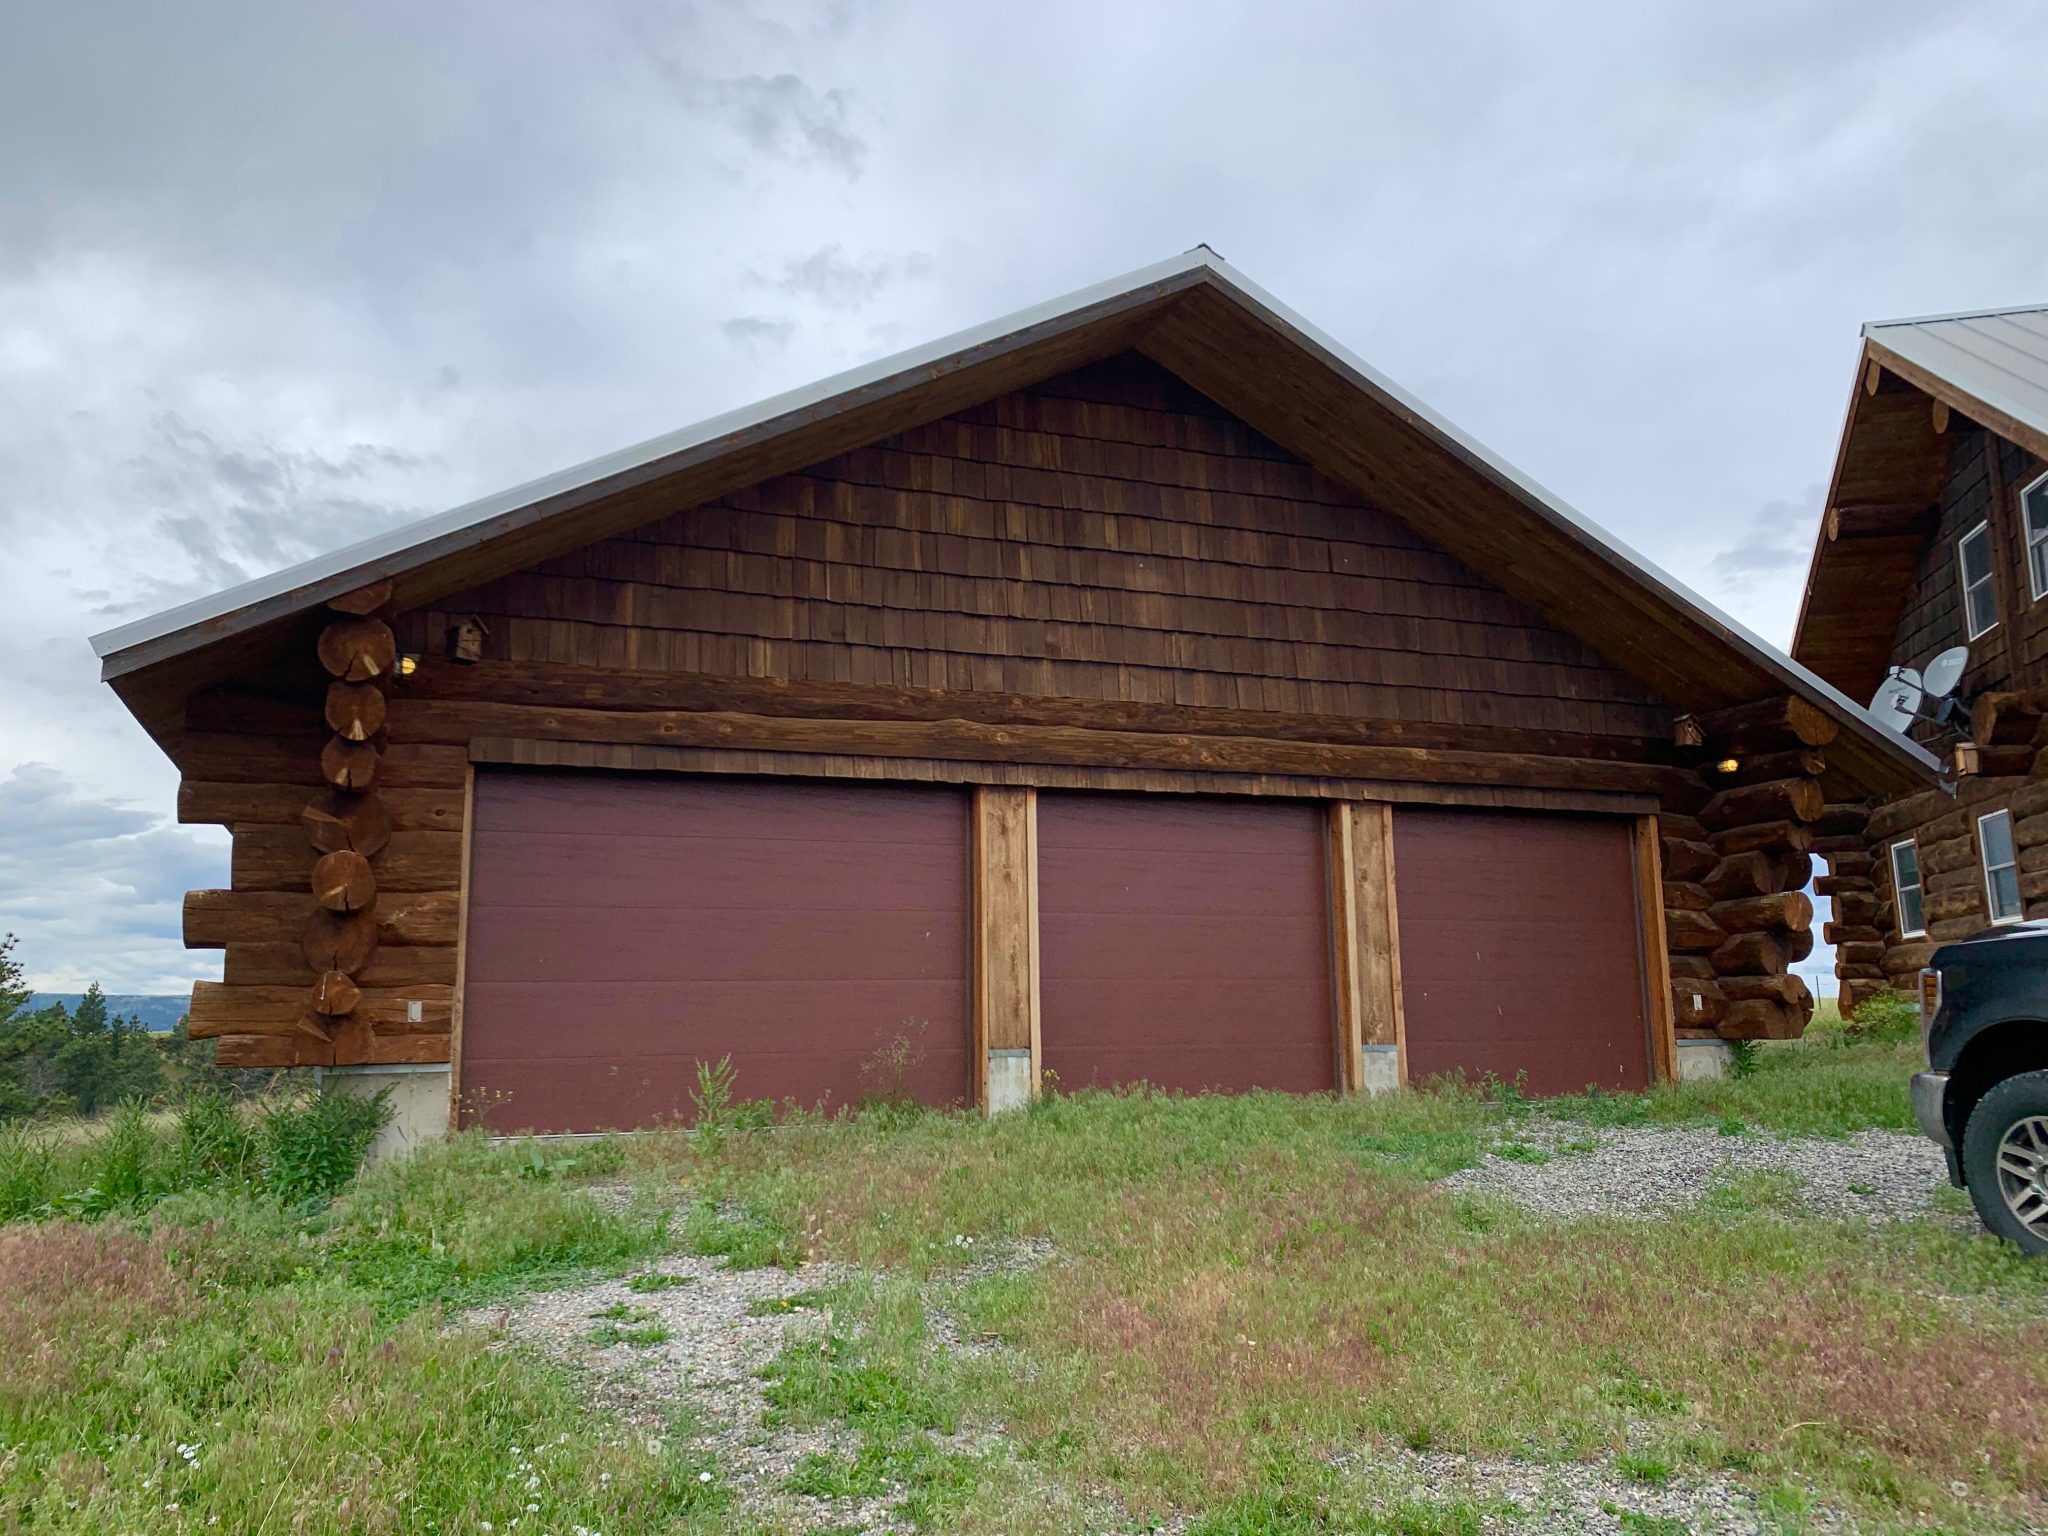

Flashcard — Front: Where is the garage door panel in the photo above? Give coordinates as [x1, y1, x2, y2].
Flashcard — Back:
[1038, 795, 1333, 1096]
[462, 772, 969, 1133]
[465, 907, 965, 984]
[473, 774, 962, 847]
[469, 831, 964, 911]
[1039, 914, 1327, 982]
[1396, 808, 1648, 1095]
[1032, 848, 1326, 916]
[462, 978, 968, 1058]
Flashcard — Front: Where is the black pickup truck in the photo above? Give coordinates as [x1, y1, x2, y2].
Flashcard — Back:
[1913, 921, 2048, 1254]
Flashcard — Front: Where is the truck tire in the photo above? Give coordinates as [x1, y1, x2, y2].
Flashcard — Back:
[1961, 1069, 2048, 1256]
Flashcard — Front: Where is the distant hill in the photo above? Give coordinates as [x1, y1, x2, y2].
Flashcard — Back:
[26, 994, 189, 1034]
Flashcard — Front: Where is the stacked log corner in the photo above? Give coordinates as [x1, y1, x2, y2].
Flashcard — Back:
[1814, 801, 1887, 1016]
[302, 583, 397, 1058]
[181, 576, 464, 1070]
[1661, 697, 1830, 1042]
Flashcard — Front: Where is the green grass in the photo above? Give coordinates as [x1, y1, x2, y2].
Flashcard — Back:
[627, 1270, 696, 1292]
[611, 1058, 2044, 1532]
[3, 1013, 2039, 1534]
[0, 1131, 713, 1534]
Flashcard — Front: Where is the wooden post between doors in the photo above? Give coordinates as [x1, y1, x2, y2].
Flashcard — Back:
[971, 785, 1041, 1112]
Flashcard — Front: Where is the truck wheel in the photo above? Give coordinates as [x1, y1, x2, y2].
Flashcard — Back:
[1961, 1070, 2048, 1256]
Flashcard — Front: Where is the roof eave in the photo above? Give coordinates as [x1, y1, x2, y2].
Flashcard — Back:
[93, 248, 1224, 680]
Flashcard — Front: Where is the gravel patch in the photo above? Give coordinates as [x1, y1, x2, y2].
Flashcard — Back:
[1440, 1123, 1966, 1225]
[924, 1236, 1056, 1357]
[468, 1252, 888, 1531]
[1363, 1446, 1847, 1535]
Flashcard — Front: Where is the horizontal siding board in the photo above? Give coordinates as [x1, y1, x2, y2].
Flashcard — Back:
[396, 355, 1670, 745]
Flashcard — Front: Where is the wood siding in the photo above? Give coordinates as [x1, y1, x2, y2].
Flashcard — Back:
[1836, 423, 2048, 1003]
[176, 353, 1763, 1070]
[398, 357, 1669, 740]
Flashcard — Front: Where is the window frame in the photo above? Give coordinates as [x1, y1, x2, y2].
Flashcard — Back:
[2024, 470, 2048, 603]
[1978, 808, 2024, 926]
[1889, 837, 1927, 939]
[1957, 520, 1999, 639]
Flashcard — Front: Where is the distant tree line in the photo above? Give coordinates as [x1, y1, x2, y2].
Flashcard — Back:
[0, 933, 268, 1121]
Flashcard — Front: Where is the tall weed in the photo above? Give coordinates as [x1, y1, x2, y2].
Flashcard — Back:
[260, 1086, 390, 1204]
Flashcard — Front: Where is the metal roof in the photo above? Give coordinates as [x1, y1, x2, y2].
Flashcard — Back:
[1864, 304, 2048, 452]
[88, 247, 1942, 782]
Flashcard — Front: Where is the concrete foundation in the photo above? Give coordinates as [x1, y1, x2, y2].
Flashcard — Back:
[1360, 1044, 1401, 1095]
[1674, 1039, 1734, 1082]
[986, 1047, 1034, 1113]
[319, 1063, 452, 1162]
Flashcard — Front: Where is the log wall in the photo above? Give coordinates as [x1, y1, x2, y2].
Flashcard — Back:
[1832, 423, 2048, 1008]
[170, 354, 1815, 1070]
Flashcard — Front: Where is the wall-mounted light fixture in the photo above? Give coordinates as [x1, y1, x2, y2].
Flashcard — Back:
[395, 653, 421, 678]
[1714, 757, 1740, 774]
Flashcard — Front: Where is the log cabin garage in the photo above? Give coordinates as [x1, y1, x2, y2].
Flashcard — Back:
[94, 249, 1945, 1134]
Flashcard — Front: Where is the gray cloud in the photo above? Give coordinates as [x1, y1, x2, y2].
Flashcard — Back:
[760, 246, 933, 310]
[0, 0, 2044, 992]
[0, 764, 226, 992]
[721, 315, 797, 348]
[1712, 486, 1825, 581]
[668, 74, 868, 178]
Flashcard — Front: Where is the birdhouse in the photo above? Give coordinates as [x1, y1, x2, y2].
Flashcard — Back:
[446, 615, 489, 664]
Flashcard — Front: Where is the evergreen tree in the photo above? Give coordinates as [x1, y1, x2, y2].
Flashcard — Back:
[0, 939, 169, 1119]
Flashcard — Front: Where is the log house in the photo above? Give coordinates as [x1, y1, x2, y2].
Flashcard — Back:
[96, 251, 1939, 1132]
[1792, 304, 2048, 1011]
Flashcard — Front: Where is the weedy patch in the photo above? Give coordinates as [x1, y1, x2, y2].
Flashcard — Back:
[627, 1270, 696, 1293]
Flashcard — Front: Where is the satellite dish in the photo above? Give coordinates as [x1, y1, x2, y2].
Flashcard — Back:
[1922, 646, 1970, 699]
[1870, 673, 1924, 734]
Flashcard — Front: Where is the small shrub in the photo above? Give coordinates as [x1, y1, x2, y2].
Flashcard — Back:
[72, 1100, 168, 1212]
[0, 1126, 55, 1221]
[858, 1020, 930, 1111]
[175, 1088, 257, 1184]
[1725, 1039, 1760, 1077]
[1845, 991, 1919, 1046]
[690, 1055, 739, 1154]
[260, 1087, 390, 1205]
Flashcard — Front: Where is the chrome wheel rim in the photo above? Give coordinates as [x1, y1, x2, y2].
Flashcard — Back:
[1995, 1115, 2048, 1240]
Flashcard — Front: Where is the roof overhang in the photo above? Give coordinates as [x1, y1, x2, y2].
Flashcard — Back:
[95, 248, 1941, 798]
[1794, 306, 2048, 707]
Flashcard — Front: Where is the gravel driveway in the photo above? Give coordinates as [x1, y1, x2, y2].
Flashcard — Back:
[1440, 1122, 1966, 1225]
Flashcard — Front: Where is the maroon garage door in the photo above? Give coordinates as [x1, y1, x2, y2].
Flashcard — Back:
[1394, 808, 1649, 1095]
[462, 772, 969, 1133]
[1037, 795, 1334, 1094]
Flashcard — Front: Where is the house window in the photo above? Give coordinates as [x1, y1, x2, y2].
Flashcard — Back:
[1979, 809, 2023, 924]
[2025, 472, 2048, 601]
[1890, 839, 1926, 938]
[1958, 522, 1998, 638]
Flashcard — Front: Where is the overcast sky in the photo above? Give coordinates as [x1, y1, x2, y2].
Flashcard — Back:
[3, 1, 2045, 992]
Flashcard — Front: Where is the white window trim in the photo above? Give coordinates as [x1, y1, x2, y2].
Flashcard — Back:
[1977, 808, 2024, 926]
[1957, 521, 1999, 639]
[1890, 838, 1927, 939]
[2024, 470, 2048, 602]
